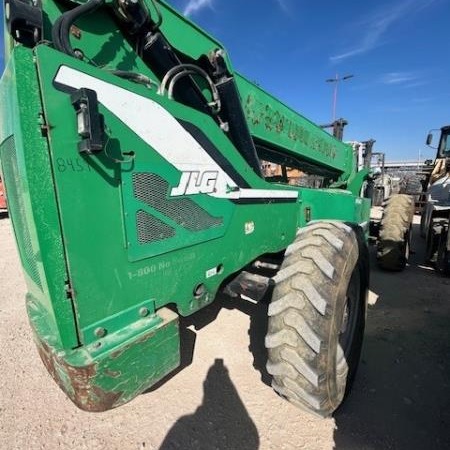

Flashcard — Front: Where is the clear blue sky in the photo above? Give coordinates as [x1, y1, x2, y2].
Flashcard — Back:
[1, 0, 449, 160]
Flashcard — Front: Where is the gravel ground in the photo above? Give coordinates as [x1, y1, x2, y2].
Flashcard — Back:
[1, 215, 450, 450]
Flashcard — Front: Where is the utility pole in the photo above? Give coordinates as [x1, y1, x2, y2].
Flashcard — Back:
[326, 74, 354, 121]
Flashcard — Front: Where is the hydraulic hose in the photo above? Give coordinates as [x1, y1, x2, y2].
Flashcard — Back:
[52, 0, 105, 56]
[51, 14, 66, 52]
[110, 69, 157, 88]
[158, 64, 221, 113]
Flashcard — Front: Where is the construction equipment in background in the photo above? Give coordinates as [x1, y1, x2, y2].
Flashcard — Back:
[420, 126, 450, 275]
[366, 152, 401, 207]
[0, 0, 372, 416]
[375, 193, 415, 271]
[320, 118, 348, 142]
[351, 140, 415, 271]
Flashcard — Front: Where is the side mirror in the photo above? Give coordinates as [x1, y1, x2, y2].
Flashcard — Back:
[426, 133, 433, 146]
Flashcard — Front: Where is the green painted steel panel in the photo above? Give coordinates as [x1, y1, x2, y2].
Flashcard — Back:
[0, 0, 371, 410]
[0, 48, 80, 349]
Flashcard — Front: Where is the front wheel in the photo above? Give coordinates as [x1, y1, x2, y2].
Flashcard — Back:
[265, 221, 369, 417]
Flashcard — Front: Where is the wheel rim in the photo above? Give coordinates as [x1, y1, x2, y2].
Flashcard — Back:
[337, 269, 361, 366]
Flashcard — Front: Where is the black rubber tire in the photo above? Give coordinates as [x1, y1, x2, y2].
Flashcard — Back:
[265, 221, 369, 417]
[425, 223, 439, 263]
[402, 176, 423, 196]
[436, 226, 450, 276]
[377, 194, 415, 271]
[420, 211, 427, 238]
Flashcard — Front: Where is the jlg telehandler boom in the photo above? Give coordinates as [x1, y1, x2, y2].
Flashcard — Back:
[0, 0, 371, 416]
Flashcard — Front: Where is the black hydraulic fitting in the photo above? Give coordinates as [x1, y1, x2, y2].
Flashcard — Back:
[5, 0, 43, 47]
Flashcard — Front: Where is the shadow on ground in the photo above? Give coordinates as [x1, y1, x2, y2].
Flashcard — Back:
[159, 358, 259, 450]
[145, 289, 271, 394]
[334, 223, 450, 450]
[147, 220, 450, 449]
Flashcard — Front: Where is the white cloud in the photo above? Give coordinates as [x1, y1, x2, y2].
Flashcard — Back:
[381, 72, 418, 85]
[183, 0, 214, 16]
[330, 0, 436, 63]
[379, 72, 428, 89]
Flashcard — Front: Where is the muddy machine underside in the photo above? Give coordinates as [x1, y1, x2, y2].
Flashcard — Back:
[0, 0, 370, 412]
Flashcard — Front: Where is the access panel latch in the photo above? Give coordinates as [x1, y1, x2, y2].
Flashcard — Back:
[71, 88, 105, 154]
[5, 0, 43, 47]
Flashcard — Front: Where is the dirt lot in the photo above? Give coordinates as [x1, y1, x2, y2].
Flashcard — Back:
[1, 215, 450, 450]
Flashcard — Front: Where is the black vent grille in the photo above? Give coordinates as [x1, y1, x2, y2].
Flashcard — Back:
[0, 136, 42, 289]
[136, 210, 176, 244]
[132, 173, 223, 232]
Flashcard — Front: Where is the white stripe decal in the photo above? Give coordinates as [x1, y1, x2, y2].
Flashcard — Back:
[238, 189, 298, 199]
[54, 66, 298, 201]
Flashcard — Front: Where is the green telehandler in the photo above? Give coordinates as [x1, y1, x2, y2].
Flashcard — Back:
[1, 0, 373, 416]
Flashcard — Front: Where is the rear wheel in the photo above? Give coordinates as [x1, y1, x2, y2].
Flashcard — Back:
[377, 194, 415, 271]
[265, 221, 369, 417]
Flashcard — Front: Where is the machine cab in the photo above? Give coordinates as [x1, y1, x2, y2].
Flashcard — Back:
[427, 125, 450, 159]
[437, 126, 450, 159]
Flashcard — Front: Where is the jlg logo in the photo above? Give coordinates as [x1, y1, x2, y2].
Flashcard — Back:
[171, 171, 219, 196]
